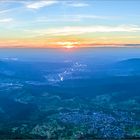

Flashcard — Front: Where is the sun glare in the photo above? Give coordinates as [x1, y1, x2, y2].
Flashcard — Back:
[57, 41, 78, 49]
[64, 45, 75, 49]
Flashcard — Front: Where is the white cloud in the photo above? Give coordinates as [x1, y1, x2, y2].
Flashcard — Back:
[0, 8, 19, 15]
[72, 15, 109, 20]
[24, 25, 140, 37]
[36, 16, 80, 23]
[0, 18, 13, 23]
[64, 1, 89, 7]
[26, 1, 58, 9]
[36, 14, 109, 23]
[0, 9, 10, 14]
[67, 3, 89, 7]
[56, 41, 79, 45]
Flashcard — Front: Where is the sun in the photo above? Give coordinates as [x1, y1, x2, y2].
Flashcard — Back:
[57, 41, 77, 49]
[64, 45, 75, 49]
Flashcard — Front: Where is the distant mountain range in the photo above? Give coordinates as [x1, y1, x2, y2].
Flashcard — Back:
[1, 58, 140, 79]
[104, 58, 140, 76]
[114, 58, 140, 69]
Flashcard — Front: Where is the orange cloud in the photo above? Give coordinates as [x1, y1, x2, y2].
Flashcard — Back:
[0, 34, 140, 48]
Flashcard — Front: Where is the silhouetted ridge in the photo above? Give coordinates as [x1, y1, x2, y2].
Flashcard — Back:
[115, 58, 140, 69]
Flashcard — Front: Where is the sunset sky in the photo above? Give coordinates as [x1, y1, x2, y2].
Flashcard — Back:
[0, 0, 140, 48]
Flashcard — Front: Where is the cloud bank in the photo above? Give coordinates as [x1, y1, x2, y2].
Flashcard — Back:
[25, 25, 140, 37]
[26, 1, 58, 9]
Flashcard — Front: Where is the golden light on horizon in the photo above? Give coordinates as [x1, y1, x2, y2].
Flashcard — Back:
[56, 41, 78, 49]
[1, 36, 140, 48]
[64, 45, 75, 49]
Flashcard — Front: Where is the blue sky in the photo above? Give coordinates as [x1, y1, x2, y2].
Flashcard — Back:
[0, 0, 140, 48]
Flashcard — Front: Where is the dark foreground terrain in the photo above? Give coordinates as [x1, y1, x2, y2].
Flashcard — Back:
[0, 48, 140, 139]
